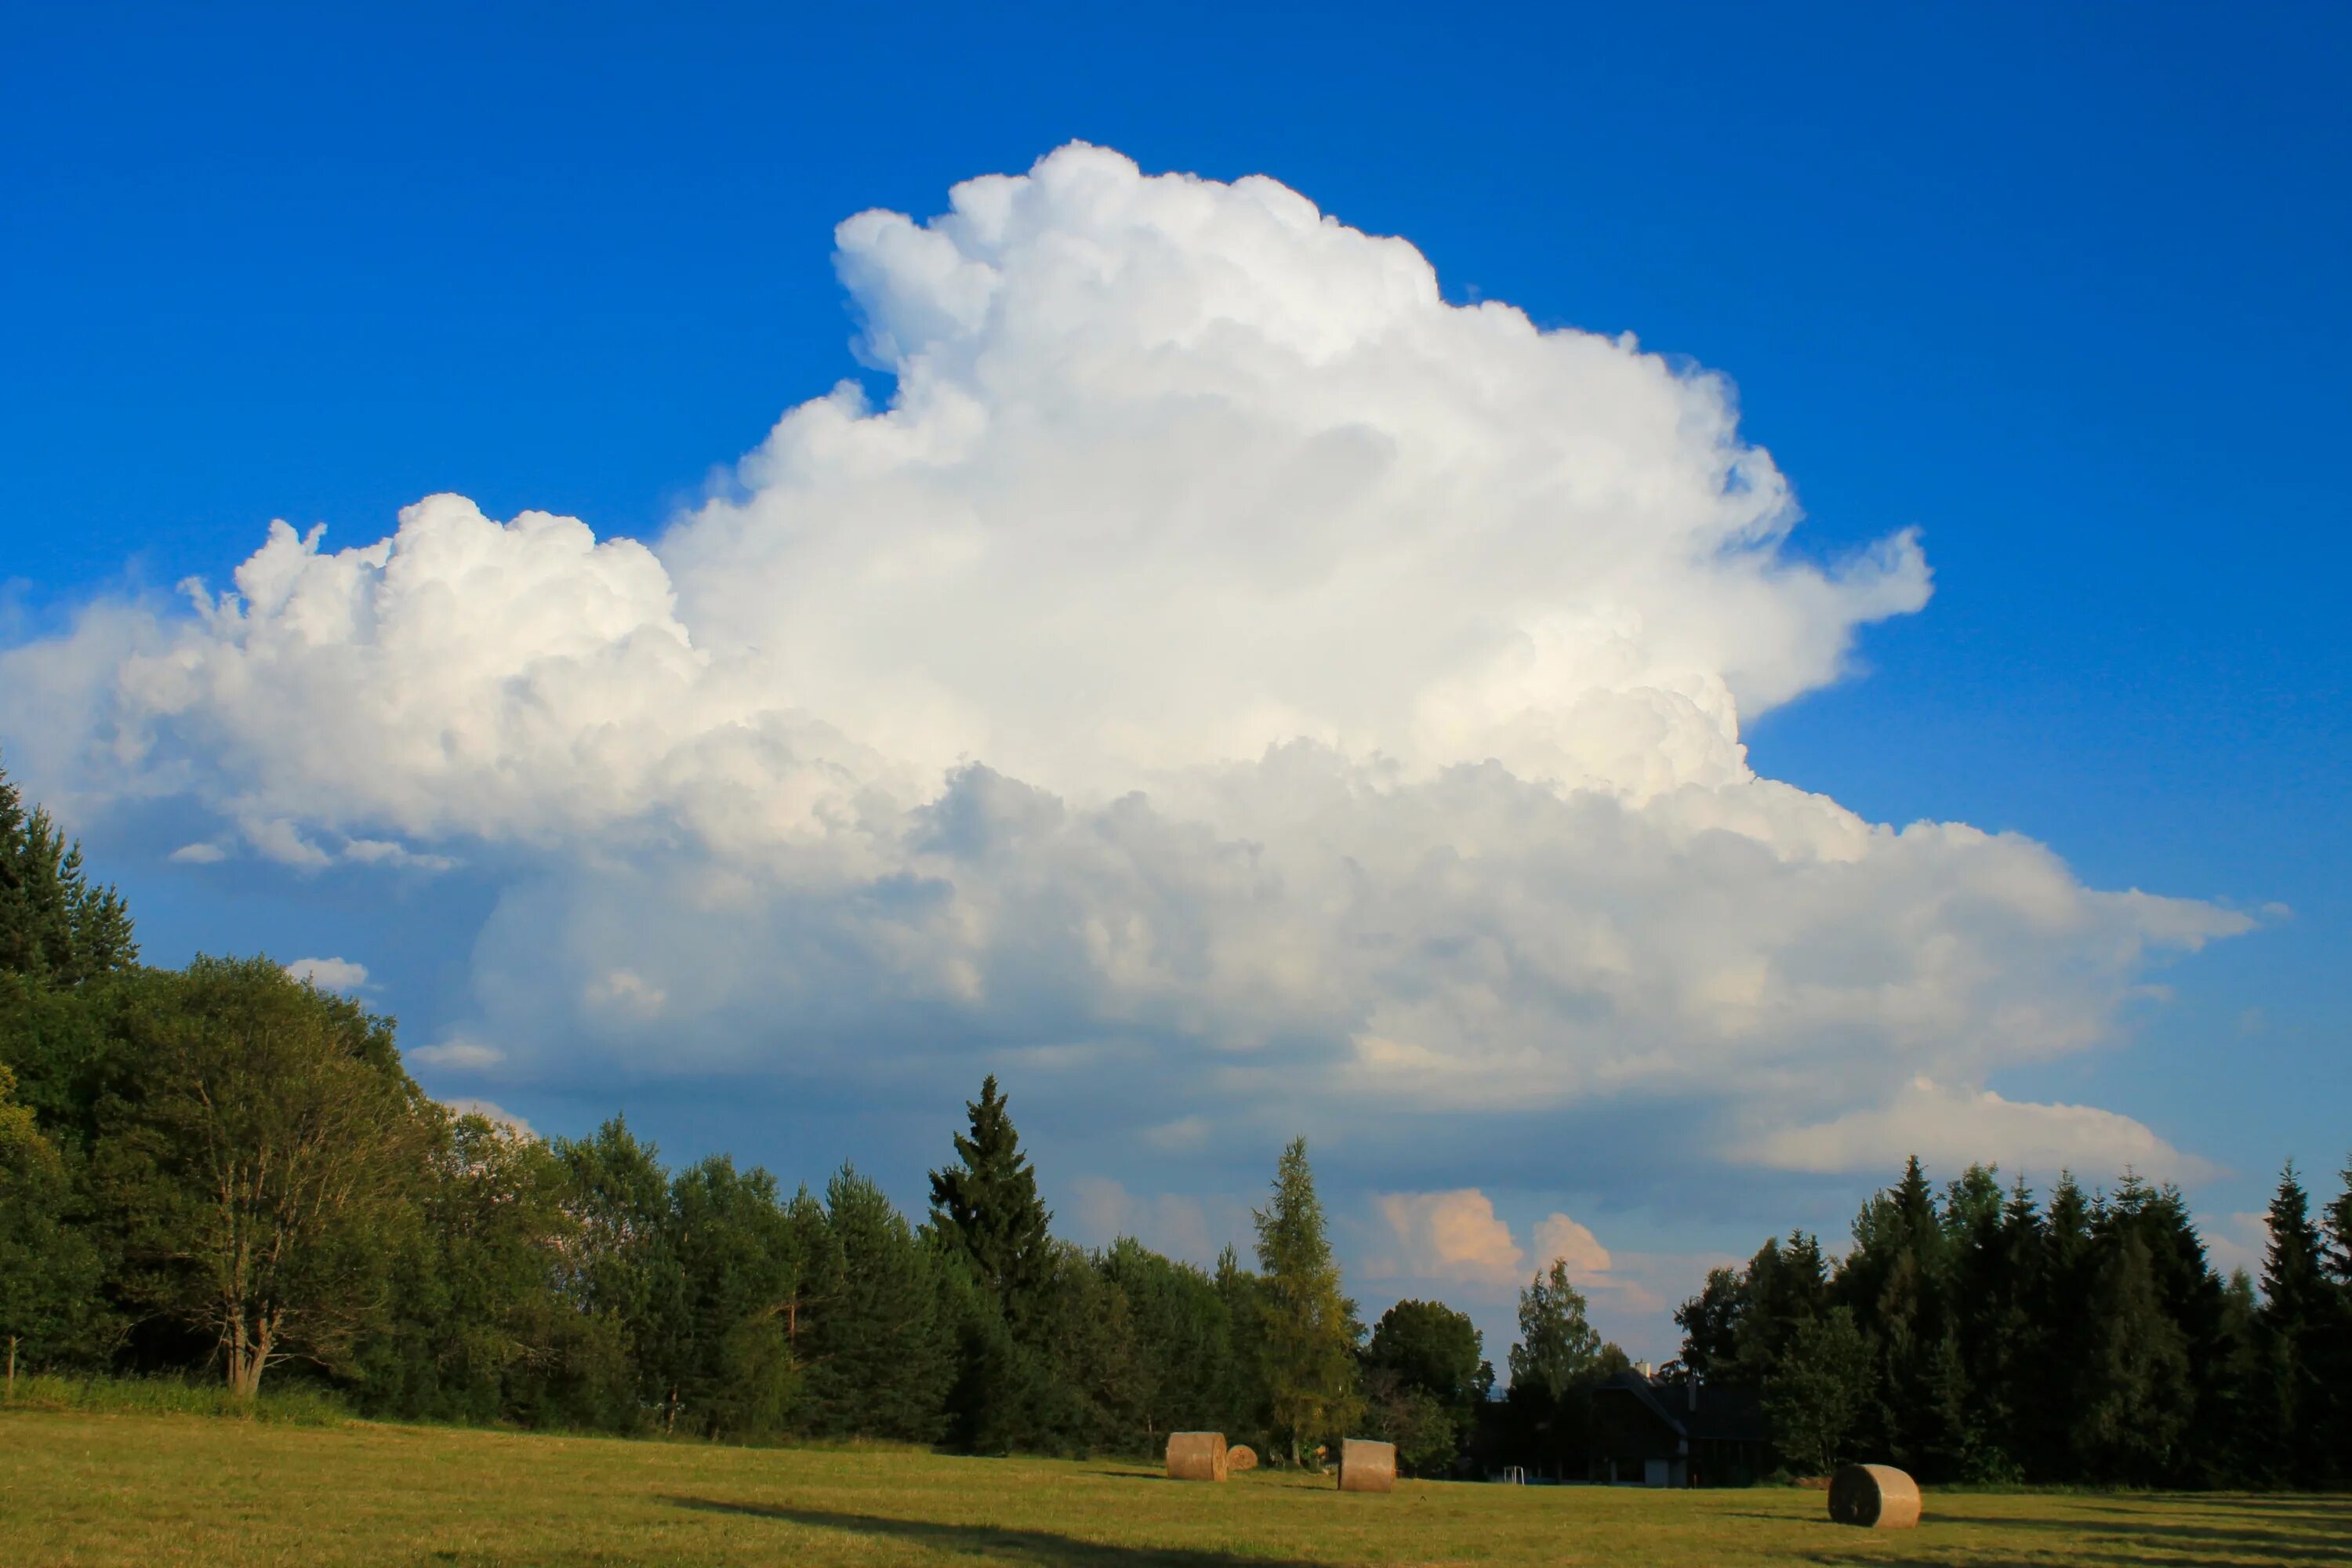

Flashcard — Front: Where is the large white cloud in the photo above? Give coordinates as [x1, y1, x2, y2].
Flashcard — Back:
[0, 143, 2247, 1185]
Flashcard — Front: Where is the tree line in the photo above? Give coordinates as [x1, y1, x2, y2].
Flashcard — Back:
[1673, 1154, 2352, 1489]
[5, 756, 2346, 1484]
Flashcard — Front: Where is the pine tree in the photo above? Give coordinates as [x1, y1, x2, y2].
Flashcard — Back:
[2324, 1156, 2352, 1288]
[1836, 1157, 1966, 1479]
[0, 757, 137, 985]
[2021, 1171, 2096, 1480]
[1951, 1174, 2039, 1479]
[2256, 1164, 2332, 1487]
[928, 1075, 1052, 1319]
[1098, 1238, 1236, 1450]
[1251, 1137, 1359, 1465]
[2074, 1229, 2193, 1484]
[2321, 1157, 2352, 1482]
[796, 1166, 953, 1443]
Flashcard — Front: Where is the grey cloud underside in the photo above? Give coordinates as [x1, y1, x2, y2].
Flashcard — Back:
[0, 143, 2245, 1185]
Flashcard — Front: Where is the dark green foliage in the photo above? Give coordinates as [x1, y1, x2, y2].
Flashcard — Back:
[1678, 1152, 2352, 1490]
[93, 956, 430, 1397]
[1363, 1298, 1490, 1475]
[928, 1075, 1052, 1317]
[0, 757, 137, 987]
[1, 1062, 104, 1374]
[1762, 1305, 1872, 1475]
[662, 1154, 804, 1437]
[2253, 1164, 2341, 1488]
[1096, 1237, 1236, 1446]
[794, 1167, 954, 1443]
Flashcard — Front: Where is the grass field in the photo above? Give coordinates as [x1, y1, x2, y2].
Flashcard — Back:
[3, 1408, 2347, 1566]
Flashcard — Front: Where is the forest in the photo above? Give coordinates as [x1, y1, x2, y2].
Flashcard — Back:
[3, 757, 2347, 1486]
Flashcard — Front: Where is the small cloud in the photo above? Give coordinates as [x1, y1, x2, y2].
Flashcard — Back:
[410, 1036, 504, 1071]
[2203, 1210, 2272, 1279]
[343, 837, 458, 872]
[241, 816, 332, 869]
[1144, 1115, 1210, 1152]
[442, 1097, 535, 1138]
[1533, 1211, 1613, 1279]
[2234, 1007, 2267, 1038]
[284, 956, 369, 993]
[584, 968, 666, 1015]
[1370, 1189, 1525, 1292]
[1742, 1076, 2218, 1184]
[169, 841, 227, 864]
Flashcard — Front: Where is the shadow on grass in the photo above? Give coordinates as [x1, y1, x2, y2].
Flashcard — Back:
[663, 1497, 1313, 1566]
[1908, 1506, 2352, 1566]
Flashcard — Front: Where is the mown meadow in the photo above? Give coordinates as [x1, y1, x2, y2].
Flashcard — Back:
[3, 1404, 2346, 1568]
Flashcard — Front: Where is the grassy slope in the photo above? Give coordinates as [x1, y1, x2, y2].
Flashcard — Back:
[4, 1409, 2347, 1567]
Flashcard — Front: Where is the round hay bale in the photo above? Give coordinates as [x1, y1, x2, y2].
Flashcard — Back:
[1337, 1437, 1396, 1494]
[1828, 1464, 1920, 1529]
[1165, 1431, 1229, 1483]
[1226, 1444, 1258, 1473]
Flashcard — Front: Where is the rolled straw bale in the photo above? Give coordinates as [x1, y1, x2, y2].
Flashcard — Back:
[1166, 1431, 1229, 1482]
[1226, 1445, 1258, 1473]
[1337, 1438, 1397, 1494]
[1828, 1464, 1921, 1529]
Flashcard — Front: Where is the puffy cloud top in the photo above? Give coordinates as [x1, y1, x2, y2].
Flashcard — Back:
[0, 144, 2244, 1188]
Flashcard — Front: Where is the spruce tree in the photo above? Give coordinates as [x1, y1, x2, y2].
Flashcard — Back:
[928, 1075, 1052, 1319]
[2324, 1156, 2352, 1287]
[2257, 1164, 2332, 1487]
[2074, 1229, 2192, 1484]
[1252, 1137, 1359, 1465]
[797, 1166, 953, 1442]
[0, 757, 136, 985]
[2024, 1171, 2096, 1479]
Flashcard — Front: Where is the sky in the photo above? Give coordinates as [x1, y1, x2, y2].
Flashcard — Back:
[3, 2, 2347, 1363]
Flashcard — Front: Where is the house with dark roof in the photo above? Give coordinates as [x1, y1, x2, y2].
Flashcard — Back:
[1588, 1370, 1771, 1486]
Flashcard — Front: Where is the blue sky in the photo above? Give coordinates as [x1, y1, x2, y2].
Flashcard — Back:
[4, 2, 2347, 1359]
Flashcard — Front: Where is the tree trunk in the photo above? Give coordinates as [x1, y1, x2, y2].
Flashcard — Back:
[225, 1316, 274, 1400]
[5, 1334, 16, 1399]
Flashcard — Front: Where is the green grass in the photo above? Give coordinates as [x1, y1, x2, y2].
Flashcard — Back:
[2, 1406, 2345, 1566]
[1, 1371, 352, 1425]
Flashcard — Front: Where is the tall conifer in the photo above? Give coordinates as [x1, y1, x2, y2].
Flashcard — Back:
[928, 1075, 1052, 1319]
[1252, 1137, 1359, 1465]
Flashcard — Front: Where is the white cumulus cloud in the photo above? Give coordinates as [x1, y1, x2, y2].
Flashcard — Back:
[1371, 1189, 1526, 1292]
[0, 143, 2247, 1194]
[284, 956, 369, 993]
